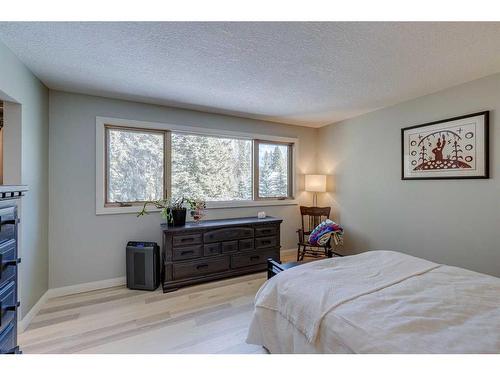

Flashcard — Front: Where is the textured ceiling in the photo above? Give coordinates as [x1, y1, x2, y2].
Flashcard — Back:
[1, 22, 500, 127]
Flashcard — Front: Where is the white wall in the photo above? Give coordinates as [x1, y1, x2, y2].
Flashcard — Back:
[0, 41, 49, 318]
[49, 91, 318, 288]
[2, 102, 22, 184]
[318, 73, 500, 277]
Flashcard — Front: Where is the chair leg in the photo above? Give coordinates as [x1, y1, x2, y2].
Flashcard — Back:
[297, 244, 301, 261]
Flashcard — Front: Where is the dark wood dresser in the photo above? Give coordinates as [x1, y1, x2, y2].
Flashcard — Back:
[0, 185, 27, 355]
[161, 216, 282, 292]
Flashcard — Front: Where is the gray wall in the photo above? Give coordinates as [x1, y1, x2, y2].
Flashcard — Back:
[318, 73, 500, 277]
[0, 40, 49, 318]
[49, 91, 318, 288]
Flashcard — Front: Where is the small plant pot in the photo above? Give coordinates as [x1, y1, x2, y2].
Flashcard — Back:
[190, 209, 206, 223]
[170, 208, 187, 227]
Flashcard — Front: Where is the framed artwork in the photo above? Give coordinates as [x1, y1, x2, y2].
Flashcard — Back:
[402, 111, 489, 180]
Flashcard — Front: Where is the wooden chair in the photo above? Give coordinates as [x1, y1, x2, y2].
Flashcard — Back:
[296, 206, 342, 261]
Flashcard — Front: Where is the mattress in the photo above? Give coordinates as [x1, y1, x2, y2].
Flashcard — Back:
[246, 250, 500, 353]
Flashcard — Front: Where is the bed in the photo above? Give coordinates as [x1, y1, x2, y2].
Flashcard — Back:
[246, 251, 500, 353]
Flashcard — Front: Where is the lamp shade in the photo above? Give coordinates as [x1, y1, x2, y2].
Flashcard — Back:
[305, 174, 327, 193]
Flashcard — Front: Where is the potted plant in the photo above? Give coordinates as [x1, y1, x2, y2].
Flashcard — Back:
[137, 197, 187, 227]
[187, 198, 207, 223]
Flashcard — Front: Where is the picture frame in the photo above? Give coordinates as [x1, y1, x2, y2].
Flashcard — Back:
[401, 111, 489, 180]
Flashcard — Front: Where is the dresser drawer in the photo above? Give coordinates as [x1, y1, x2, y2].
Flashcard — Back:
[204, 227, 254, 243]
[172, 245, 203, 261]
[203, 243, 221, 256]
[255, 226, 278, 237]
[173, 256, 230, 280]
[221, 240, 239, 254]
[0, 322, 17, 354]
[255, 236, 277, 249]
[231, 249, 279, 269]
[0, 240, 17, 289]
[239, 238, 254, 251]
[0, 207, 16, 245]
[172, 233, 202, 247]
[0, 281, 17, 330]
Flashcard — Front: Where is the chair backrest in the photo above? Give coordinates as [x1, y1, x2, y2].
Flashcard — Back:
[300, 206, 331, 234]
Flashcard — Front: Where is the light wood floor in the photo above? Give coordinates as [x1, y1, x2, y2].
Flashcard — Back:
[19, 253, 297, 354]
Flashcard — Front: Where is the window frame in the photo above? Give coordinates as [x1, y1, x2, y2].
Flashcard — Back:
[96, 116, 298, 215]
[254, 139, 294, 201]
[104, 124, 169, 207]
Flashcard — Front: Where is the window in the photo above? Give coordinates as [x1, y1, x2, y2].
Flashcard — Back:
[98, 118, 296, 212]
[255, 140, 293, 199]
[171, 133, 252, 201]
[105, 126, 165, 205]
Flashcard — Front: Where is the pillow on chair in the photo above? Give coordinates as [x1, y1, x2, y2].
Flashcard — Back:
[309, 219, 343, 246]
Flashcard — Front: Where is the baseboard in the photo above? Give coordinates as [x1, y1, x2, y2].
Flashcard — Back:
[46, 276, 127, 299]
[19, 251, 294, 332]
[18, 290, 50, 333]
[49, 250, 292, 298]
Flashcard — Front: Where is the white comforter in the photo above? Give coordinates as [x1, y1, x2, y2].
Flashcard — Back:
[247, 251, 500, 353]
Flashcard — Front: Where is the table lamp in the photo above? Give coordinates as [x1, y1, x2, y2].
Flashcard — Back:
[305, 174, 327, 206]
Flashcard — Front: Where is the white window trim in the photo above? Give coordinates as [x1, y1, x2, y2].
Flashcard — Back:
[96, 116, 299, 215]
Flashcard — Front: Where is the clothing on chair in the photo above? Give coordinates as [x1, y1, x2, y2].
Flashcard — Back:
[308, 219, 343, 246]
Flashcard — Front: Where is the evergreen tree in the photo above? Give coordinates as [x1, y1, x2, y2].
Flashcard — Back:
[259, 150, 272, 197]
[108, 130, 163, 202]
[271, 146, 287, 196]
[258, 146, 288, 197]
[233, 140, 252, 199]
[171, 134, 251, 201]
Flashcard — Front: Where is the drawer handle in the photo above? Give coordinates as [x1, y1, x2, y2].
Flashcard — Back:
[0, 255, 21, 278]
[196, 264, 209, 270]
[180, 238, 194, 243]
[250, 255, 260, 261]
[6, 301, 20, 311]
[180, 250, 194, 256]
[261, 240, 271, 245]
[0, 301, 20, 312]
[0, 301, 20, 324]
[0, 218, 17, 227]
[1, 257, 21, 268]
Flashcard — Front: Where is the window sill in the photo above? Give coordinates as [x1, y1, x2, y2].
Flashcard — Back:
[96, 199, 298, 215]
